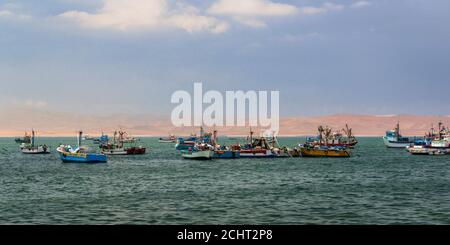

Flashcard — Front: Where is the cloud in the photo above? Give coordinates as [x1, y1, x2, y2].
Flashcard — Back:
[208, 0, 298, 17]
[351, 1, 372, 9]
[59, 0, 229, 33]
[24, 100, 48, 110]
[279, 32, 321, 43]
[299, 2, 344, 15]
[0, 8, 31, 20]
[207, 0, 297, 27]
[0, 97, 48, 111]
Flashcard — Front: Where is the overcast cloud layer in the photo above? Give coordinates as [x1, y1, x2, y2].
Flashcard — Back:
[1, 0, 449, 116]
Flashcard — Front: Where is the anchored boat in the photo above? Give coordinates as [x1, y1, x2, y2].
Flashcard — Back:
[181, 142, 214, 160]
[383, 122, 415, 148]
[159, 134, 177, 143]
[175, 137, 196, 150]
[307, 125, 358, 148]
[298, 144, 351, 157]
[100, 131, 146, 155]
[15, 132, 31, 144]
[57, 131, 107, 163]
[407, 122, 449, 155]
[210, 130, 240, 159]
[232, 129, 288, 158]
[20, 130, 50, 154]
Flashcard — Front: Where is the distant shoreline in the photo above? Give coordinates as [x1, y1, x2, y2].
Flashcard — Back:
[0, 135, 386, 138]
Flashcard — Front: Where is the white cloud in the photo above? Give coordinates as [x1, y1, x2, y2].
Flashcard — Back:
[351, 1, 372, 9]
[59, 0, 229, 34]
[207, 0, 297, 28]
[299, 2, 344, 16]
[0, 9, 31, 20]
[208, 0, 298, 17]
[24, 100, 48, 110]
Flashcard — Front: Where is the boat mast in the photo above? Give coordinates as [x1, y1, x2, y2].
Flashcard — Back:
[213, 130, 218, 150]
[395, 122, 400, 140]
[77, 131, 82, 147]
[31, 129, 35, 147]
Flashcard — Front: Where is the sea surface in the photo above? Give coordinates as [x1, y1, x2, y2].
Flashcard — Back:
[0, 137, 449, 224]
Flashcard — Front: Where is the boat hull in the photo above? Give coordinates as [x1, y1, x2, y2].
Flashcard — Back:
[181, 150, 213, 160]
[239, 149, 276, 158]
[175, 142, 196, 151]
[59, 152, 107, 163]
[300, 147, 351, 157]
[159, 140, 176, 143]
[383, 137, 413, 148]
[21, 146, 50, 154]
[408, 147, 449, 155]
[213, 150, 240, 159]
[101, 147, 146, 155]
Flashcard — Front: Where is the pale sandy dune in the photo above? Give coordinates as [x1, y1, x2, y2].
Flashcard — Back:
[0, 108, 448, 137]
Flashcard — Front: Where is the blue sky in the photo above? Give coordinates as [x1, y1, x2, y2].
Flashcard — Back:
[1, 0, 449, 116]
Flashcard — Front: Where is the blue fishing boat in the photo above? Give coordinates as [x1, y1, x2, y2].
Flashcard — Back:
[57, 131, 107, 163]
[213, 148, 240, 159]
[175, 127, 210, 150]
[175, 136, 197, 150]
[210, 130, 240, 159]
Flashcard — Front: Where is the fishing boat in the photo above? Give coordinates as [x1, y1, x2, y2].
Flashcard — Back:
[231, 129, 288, 158]
[175, 128, 207, 150]
[181, 143, 214, 160]
[383, 122, 415, 148]
[20, 130, 50, 154]
[15, 132, 31, 144]
[159, 134, 177, 143]
[100, 131, 146, 155]
[57, 131, 107, 163]
[82, 134, 96, 141]
[210, 130, 240, 159]
[407, 122, 449, 155]
[298, 144, 351, 157]
[307, 125, 358, 148]
[93, 134, 109, 145]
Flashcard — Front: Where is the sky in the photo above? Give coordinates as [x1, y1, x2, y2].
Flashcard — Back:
[1, 0, 449, 117]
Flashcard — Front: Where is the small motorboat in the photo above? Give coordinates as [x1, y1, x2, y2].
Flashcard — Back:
[57, 131, 107, 163]
[159, 134, 177, 143]
[20, 130, 50, 154]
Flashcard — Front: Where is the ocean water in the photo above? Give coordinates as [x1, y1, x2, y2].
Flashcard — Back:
[0, 137, 449, 225]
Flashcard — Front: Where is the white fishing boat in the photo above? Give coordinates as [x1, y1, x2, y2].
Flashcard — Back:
[20, 130, 50, 154]
[383, 122, 415, 148]
[159, 134, 177, 143]
[181, 149, 214, 160]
